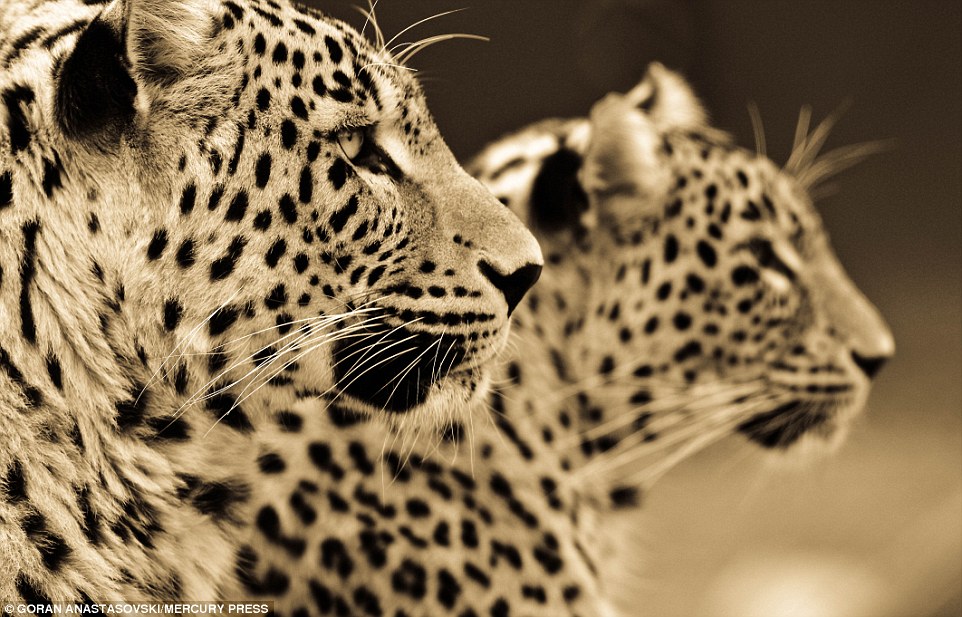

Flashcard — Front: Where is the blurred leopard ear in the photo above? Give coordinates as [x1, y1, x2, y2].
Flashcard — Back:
[528, 144, 590, 234]
[579, 80, 673, 227]
[626, 62, 709, 131]
[579, 64, 716, 228]
[57, 0, 224, 139]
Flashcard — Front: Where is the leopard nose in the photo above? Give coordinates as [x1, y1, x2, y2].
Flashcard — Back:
[479, 261, 542, 316]
[851, 351, 889, 379]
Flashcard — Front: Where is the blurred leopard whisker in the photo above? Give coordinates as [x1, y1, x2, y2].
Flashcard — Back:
[566, 379, 769, 448]
[747, 101, 767, 158]
[624, 413, 750, 487]
[791, 104, 813, 167]
[580, 394, 781, 486]
[786, 102, 850, 179]
[735, 396, 843, 443]
[568, 383, 778, 477]
[796, 139, 893, 193]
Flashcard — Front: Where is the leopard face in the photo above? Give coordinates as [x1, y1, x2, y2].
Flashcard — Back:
[0, 0, 539, 599]
[6, 0, 540, 425]
[471, 63, 894, 463]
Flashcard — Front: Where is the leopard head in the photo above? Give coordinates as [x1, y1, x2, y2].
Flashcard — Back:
[5, 0, 541, 430]
[471, 64, 893, 482]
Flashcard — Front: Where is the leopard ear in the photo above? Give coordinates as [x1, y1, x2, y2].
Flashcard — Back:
[579, 64, 713, 228]
[579, 78, 673, 228]
[56, 0, 222, 139]
[626, 62, 709, 132]
[120, 0, 220, 86]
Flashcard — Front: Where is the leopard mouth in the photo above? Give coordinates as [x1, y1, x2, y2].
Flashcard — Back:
[736, 399, 844, 449]
[331, 321, 467, 413]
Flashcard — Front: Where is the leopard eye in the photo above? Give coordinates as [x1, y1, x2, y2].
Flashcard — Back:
[337, 129, 364, 160]
[748, 238, 797, 281]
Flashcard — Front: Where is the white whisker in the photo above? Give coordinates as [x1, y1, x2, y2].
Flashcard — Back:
[394, 33, 488, 65]
[383, 9, 468, 54]
[747, 101, 767, 158]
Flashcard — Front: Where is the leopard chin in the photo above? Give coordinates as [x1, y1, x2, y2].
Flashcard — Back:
[736, 389, 865, 450]
[329, 323, 496, 425]
[331, 362, 491, 430]
[331, 322, 467, 413]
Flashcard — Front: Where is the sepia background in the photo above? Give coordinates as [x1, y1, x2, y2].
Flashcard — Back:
[311, 1, 962, 615]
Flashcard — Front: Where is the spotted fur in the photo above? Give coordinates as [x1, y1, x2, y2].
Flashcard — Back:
[0, 0, 540, 600]
[240, 64, 894, 616]
[475, 64, 894, 462]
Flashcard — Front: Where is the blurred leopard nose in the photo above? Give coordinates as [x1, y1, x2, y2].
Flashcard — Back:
[479, 261, 542, 316]
[851, 351, 889, 379]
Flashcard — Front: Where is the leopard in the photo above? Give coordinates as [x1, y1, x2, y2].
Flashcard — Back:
[0, 0, 541, 601]
[237, 63, 895, 616]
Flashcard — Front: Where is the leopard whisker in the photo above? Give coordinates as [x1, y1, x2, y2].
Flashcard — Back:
[786, 101, 850, 176]
[579, 395, 778, 485]
[747, 101, 767, 158]
[393, 33, 488, 66]
[565, 379, 768, 448]
[202, 303, 384, 355]
[181, 313, 366, 410]
[626, 414, 749, 487]
[185, 314, 384, 423]
[223, 315, 389, 413]
[141, 287, 243, 400]
[223, 313, 394, 409]
[795, 139, 893, 191]
[322, 326, 426, 408]
[380, 420, 411, 493]
[163, 297, 384, 409]
[569, 387, 781, 481]
[383, 8, 468, 55]
[789, 104, 813, 169]
[324, 322, 424, 391]
[356, 0, 384, 50]
[361, 61, 417, 74]
[376, 337, 444, 414]
[431, 337, 459, 387]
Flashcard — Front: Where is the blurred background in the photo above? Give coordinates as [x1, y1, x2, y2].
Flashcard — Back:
[311, 1, 962, 615]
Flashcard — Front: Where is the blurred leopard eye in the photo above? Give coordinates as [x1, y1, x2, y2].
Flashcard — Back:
[337, 129, 364, 160]
[749, 238, 797, 281]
